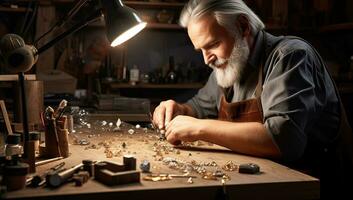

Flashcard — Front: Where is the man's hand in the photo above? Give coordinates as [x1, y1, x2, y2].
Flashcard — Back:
[152, 100, 185, 130]
[165, 115, 203, 145]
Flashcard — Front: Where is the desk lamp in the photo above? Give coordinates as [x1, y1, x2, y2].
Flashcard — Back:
[0, 0, 146, 167]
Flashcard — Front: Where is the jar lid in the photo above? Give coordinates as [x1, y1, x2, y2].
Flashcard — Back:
[29, 132, 40, 141]
[6, 134, 21, 145]
[82, 159, 93, 165]
[4, 162, 29, 175]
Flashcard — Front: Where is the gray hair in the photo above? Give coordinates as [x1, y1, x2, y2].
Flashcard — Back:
[179, 0, 265, 36]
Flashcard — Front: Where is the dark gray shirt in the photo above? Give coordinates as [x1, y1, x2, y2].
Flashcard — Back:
[186, 31, 340, 161]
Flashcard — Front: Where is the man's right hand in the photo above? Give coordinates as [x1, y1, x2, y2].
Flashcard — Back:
[152, 100, 186, 130]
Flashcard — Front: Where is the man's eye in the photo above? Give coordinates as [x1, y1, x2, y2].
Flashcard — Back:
[210, 42, 220, 48]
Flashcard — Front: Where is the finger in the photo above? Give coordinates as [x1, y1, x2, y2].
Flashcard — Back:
[166, 129, 181, 146]
[156, 106, 166, 129]
[165, 120, 172, 137]
[164, 104, 174, 127]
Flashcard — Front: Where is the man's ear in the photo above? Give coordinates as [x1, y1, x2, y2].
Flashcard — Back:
[236, 14, 251, 38]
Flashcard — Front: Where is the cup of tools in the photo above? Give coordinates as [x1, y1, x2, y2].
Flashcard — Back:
[42, 100, 70, 158]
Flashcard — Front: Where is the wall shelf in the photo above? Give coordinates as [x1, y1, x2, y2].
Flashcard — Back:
[108, 82, 204, 89]
[319, 23, 353, 33]
[0, 6, 32, 13]
[124, 1, 185, 9]
[48, 0, 185, 8]
[147, 23, 183, 30]
[87, 21, 184, 30]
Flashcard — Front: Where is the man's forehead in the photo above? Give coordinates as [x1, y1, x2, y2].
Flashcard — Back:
[189, 16, 214, 39]
[187, 15, 229, 49]
[187, 14, 216, 31]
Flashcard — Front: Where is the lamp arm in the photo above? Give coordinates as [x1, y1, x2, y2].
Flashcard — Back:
[34, 0, 90, 45]
[36, 9, 102, 55]
[63, 0, 90, 26]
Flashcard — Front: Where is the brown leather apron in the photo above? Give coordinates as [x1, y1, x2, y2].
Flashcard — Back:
[217, 33, 353, 196]
[218, 31, 272, 123]
[218, 66, 263, 123]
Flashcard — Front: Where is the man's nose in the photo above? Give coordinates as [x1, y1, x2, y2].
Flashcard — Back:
[202, 51, 215, 65]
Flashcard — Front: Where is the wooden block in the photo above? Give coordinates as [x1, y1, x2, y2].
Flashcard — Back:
[94, 161, 140, 186]
[97, 170, 140, 186]
[57, 129, 69, 158]
[44, 119, 61, 158]
[123, 155, 136, 170]
[0, 74, 36, 81]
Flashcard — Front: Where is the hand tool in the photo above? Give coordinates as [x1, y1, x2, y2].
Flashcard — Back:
[30, 162, 66, 187]
[46, 162, 83, 187]
[35, 156, 63, 167]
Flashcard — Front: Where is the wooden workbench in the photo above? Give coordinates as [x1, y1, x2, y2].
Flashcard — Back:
[4, 122, 320, 200]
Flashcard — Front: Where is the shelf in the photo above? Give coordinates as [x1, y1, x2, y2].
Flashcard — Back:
[0, 6, 32, 13]
[319, 23, 353, 33]
[147, 23, 184, 30]
[108, 82, 204, 89]
[87, 21, 184, 30]
[124, 1, 185, 9]
[49, 0, 184, 8]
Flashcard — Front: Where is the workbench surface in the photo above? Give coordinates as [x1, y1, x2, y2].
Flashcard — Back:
[4, 122, 319, 200]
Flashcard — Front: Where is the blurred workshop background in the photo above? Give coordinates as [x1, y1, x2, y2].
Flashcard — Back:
[0, 0, 352, 128]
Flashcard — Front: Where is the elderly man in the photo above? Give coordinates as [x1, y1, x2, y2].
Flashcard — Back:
[153, 0, 352, 197]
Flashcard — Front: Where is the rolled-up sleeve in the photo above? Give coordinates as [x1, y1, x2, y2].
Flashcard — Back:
[262, 45, 317, 161]
[186, 72, 219, 119]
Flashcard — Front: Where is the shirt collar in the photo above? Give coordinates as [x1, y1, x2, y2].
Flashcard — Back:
[248, 30, 264, 70]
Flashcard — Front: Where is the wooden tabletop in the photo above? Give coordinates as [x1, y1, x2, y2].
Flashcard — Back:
[4, 123, 320, 200]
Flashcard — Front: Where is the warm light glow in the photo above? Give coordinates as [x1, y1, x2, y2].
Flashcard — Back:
[110, 22, 147, 47]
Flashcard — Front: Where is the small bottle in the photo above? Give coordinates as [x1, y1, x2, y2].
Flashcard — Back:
[29, 132, 40, 157]
[130, 65, 140, 85]
[5, 134, 23, 161]
[165, 56, 178, 83]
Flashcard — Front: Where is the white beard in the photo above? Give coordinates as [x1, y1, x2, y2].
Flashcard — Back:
[209, 37, 250, 88]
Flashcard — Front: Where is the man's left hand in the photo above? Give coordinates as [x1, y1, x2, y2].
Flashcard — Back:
[165, 115, 203, 145]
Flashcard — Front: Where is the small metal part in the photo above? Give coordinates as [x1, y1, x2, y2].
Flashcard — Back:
[202, 172, 218, 180]
[78, 139, 90, 145]
[128, 129, 135, 134]
[222, 161, 238, 171]
[143, 173, 196, 182]
[222, 174, 231, 181]
[159, 129, 166, 140]
[187, 177, 193, 184]
[213, 170, 224, 177]
[73, 175, 84, 186]
[167, 173, 197, 178]
[139, 160, 150, 173]
[123, 155, 136, 170]
[82, 159, 94, 177]
[73, 171, 90, 186]
[238, 163, 260, 174]
[143, 175, 171, 182]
